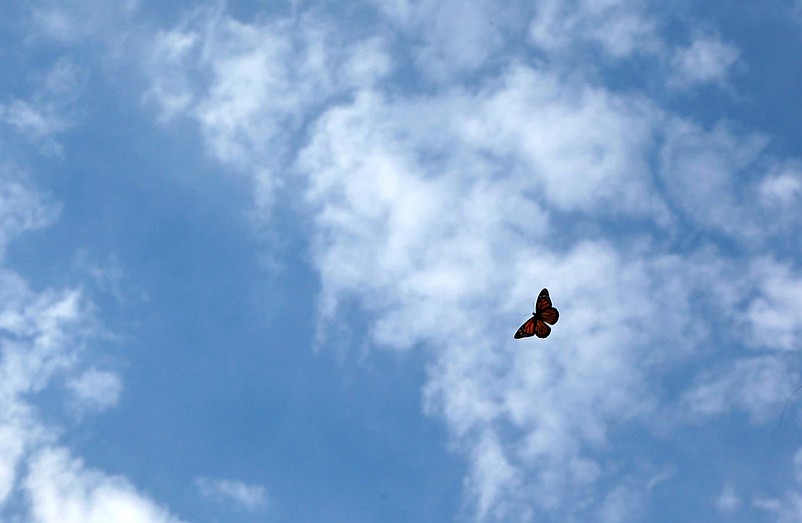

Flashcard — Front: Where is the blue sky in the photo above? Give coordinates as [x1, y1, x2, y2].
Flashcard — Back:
[2, 0, 802, 521]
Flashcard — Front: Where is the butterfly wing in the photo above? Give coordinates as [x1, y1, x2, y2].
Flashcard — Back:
[535, 288, 559, 325]
[539, 306, 559, 325]
[535, 288, 552, 313]
[516, 289, 559, 340]
[534, 319, 552, 338]
[514, 316, 537, 339]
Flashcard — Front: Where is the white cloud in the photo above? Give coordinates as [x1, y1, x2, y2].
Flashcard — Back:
[716, 482, 741, 514]
[1, 101, 66, 144]
[457, 66, 670, 220]
[0, 169, 77, 510]
[657, 119, 769, 240]
[669, 35, 740, 89]
[0, 199, 178, 522]
[0, 174, 59, 258]
[138, 1, 802, 520]
[297, 64, 802, 519]
[760, 167, 802, 208]
[684, 356, 798, 424]
[462, 431, 528, 521]
[145, 5, 390, 212]
[25, 447, 184, 523]
[747, 257, 802, 351]
[32, 8, 75, 43]
[0, 247, 180, 522]
[0, 407, 41, 506]
[645, 468, 673, 491]
[752, 449, 802, 523]
[299, 73, 754, 517]
[30, 0, 141, 44]
[196, 477, 268, 511]
[528, 0, 659, 59]
[67, 369, 122, 413]
[757, 495, 802, 523]
[0, 99, 67, 157]
[0, 59, 85, 156]
[598, 485, 643, 523]
[0, 96, 178, 523]
[793, 448, 802, 483]
[527, 0, 741, 94]
[375, 0, 525, 79]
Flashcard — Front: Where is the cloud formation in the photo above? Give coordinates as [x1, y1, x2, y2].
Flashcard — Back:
[7, 0, 802, 521]
[25, 447, 183, 523]
[196, 477, 269, 511]
[136, 1, 802, 520]
[0, 37, 180, 523]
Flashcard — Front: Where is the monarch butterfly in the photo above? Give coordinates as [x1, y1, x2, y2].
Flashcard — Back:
[514, 288, 559, 339]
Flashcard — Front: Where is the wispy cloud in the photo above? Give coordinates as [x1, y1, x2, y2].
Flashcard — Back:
[196, 477, 268, 511]
[375, 0, 525, 80]
[0, 27, 178, 521]
[669, 34, 740, 89]
[67, 368, 122, 413]
[133, 1, 802, 519]
[760, 167, 802, 208]
[753, 449, 802, 522]
[0, 172, 59, 258]
[716, 482, 741, 514]
[528, 0, 659, 59]
[0, 0, 772, 520]
[144, 4, 390, 213]
[0, 59, 85, 156]
[0, 196, 181, 520]
[25, 447, 184, 523]
[684, 356, 798, 424]
[29, 0, 141, 44]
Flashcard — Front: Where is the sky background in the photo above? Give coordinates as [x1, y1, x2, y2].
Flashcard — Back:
[2, 0, 802, 522]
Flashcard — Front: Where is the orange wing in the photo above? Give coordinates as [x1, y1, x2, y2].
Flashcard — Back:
[535, 288, 552, 313]
[534, 319, 552, 338]
[514, 316, 536, 339]
[539, 306, 559, 325]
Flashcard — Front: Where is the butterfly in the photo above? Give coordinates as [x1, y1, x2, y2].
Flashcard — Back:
[514, 288, 560, 339]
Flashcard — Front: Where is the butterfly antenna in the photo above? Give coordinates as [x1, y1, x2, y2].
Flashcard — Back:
[770, 383, 802, 435]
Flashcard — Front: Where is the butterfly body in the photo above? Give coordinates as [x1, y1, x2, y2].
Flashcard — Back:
[514, 288, 559, 339]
